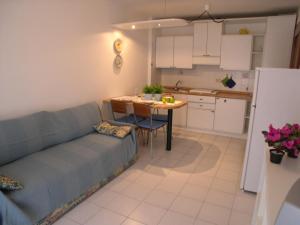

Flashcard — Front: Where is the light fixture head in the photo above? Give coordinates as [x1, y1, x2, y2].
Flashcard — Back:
[113, 19, 188, 30]
[204, 4, 210, 12]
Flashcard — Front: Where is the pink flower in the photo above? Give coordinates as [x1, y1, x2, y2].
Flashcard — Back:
[269, 124, 278, 133]
[283, 140, 295, 150]
[295, 138, 300, 145]
[292, 124, 300, 131]
[267, 133, 281, 142]
[266, 124, 281, 142]
[281, 124, 292, 137]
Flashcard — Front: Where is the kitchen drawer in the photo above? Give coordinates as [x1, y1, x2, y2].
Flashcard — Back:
[187, 95, 216, 103]
[187, 107, 215, 130]
[188, 102, 215, 110]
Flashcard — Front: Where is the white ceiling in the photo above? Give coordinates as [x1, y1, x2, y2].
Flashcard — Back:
[117, 0, 300, 20]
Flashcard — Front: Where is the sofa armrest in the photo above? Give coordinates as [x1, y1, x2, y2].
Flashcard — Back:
[0, 191, 32, 225]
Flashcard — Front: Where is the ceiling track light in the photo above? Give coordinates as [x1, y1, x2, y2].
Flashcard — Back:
[113, 2, 224, 30]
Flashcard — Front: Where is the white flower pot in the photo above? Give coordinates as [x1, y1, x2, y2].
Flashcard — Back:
[143, 94, 153, 100]
[154, 94, 162, 101]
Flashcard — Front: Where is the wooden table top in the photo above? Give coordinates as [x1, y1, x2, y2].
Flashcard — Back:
[105, 96, 187, 110]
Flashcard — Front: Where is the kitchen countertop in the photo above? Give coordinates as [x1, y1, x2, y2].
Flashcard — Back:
[163, 86, 253, 101]
[264, 150, 300, 225]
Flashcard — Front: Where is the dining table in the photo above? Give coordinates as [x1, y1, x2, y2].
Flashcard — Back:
[106, 96, 187, 151]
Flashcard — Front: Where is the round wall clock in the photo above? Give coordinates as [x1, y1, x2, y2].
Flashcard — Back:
[114, 55, 123, 68]
[113, 39, 123, 53]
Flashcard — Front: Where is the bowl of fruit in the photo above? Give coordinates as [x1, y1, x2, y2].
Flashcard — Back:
[162, 95, 175, 104]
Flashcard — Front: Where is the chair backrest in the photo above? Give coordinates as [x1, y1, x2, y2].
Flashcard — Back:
[132, 102, 152, 119]
[111, 100, 128, 115]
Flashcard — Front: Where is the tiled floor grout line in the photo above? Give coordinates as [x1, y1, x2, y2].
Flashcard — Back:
[132, 133, 209, 224]
[216, 138, 236, 225]
[193, 136, 242, 225]
[192, 136, 223, 225]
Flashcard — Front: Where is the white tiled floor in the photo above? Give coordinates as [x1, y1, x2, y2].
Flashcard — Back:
[54, 128, 256, 225]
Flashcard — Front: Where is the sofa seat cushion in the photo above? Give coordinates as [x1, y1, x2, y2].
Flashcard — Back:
[0, 132, 136, 224]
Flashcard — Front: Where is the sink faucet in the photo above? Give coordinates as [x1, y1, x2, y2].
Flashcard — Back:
[175, 80, 183, 91]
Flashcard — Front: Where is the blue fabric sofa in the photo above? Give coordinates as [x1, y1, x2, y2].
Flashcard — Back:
[0, 102, 137, 225]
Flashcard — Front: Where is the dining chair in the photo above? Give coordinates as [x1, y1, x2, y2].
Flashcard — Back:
[152, 110, 168, 122]
[132, 102, 167, 157]
[110, 99, 143, 124]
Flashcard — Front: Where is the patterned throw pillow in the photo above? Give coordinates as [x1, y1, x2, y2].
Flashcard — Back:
[94, 122, 132, 138]
[0, 175, 23, 191]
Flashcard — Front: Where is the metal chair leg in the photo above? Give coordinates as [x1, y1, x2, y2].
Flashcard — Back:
[163, 126, 166, 145]
[146, 130, 150, 145]
[150, 130, 153, 158]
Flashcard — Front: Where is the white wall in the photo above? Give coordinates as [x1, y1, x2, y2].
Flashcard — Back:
[0, 0, 148, 120]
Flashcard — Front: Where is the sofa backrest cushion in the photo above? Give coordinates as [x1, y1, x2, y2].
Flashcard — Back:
[51, 102, 101, 144]
[0, 111, 57, 166]
[0, 102, 101, 166]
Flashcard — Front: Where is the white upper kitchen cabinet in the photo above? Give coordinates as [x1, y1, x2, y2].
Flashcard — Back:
[194, 23, 207, 56]
[220, 35, 253, 71]
[214, 98, 246, 134]
[156, 36, 174, 68]
[207, 22, 223, 56]
[262, 15, 296, 68]
[174, 36, 193, 69]
[193, 22, 222, 65]
[156, 36, 193, 69]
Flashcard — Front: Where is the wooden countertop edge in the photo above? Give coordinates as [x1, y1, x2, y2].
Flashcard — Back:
[163, 86, 253, 101]
[102, 97, 187, 110]
[152, 101, 187, 110]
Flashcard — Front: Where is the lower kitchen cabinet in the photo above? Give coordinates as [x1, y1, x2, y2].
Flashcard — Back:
[214, 98, 246, 134]
[157, 94, 187, 127]
[187, 102, 215, 130]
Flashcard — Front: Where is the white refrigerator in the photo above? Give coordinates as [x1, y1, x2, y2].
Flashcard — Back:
[241, 68, 300, 193]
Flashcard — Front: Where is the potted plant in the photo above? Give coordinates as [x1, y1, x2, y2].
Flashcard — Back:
[262, 125, 285, 164]
[143, 85, 153, 100]
[280, 124, 300, 158]
[152, 85, 163, 101]
[262, 123, 300, 164]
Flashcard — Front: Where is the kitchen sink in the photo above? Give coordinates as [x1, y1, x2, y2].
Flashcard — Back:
[164, 88, 189, 94]
[189, 89, 217, 94]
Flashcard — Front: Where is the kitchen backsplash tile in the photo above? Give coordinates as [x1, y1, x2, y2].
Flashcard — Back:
[160, 66, 255, 92]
